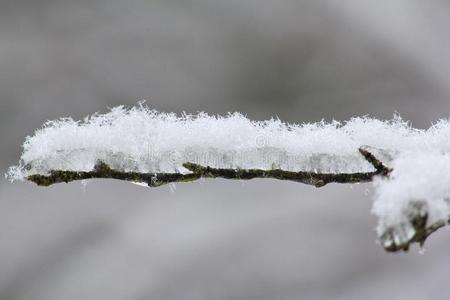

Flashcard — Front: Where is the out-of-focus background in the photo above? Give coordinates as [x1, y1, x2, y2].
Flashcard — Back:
[1, 1, 450, 299]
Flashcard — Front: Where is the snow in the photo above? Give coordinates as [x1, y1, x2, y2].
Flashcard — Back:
[6, 104, 450, 245]
[373, 151, 450, 246]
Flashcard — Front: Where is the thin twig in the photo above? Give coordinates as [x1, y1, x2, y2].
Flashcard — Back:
[27, 147, 389, 187]
[25, 147, 447, 252]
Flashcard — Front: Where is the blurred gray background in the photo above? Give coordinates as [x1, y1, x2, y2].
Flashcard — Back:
[1, 1, 450, 299]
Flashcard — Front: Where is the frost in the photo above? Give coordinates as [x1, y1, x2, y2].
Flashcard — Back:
[6, 104, 450, 250]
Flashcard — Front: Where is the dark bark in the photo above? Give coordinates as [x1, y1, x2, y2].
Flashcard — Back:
[27, 148, 388, 188]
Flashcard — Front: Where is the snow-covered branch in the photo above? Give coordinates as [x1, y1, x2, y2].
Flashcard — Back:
[25, 147, 388, 188]
[6, 105, 450, 252]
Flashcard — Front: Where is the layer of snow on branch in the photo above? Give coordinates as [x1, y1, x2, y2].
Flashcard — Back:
[6, 104, 450, 244]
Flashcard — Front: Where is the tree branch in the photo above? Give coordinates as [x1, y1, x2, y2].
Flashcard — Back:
[25, 147, 447, 253]
[380, 201, 450, 252]
[27, 147, 388, 187]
